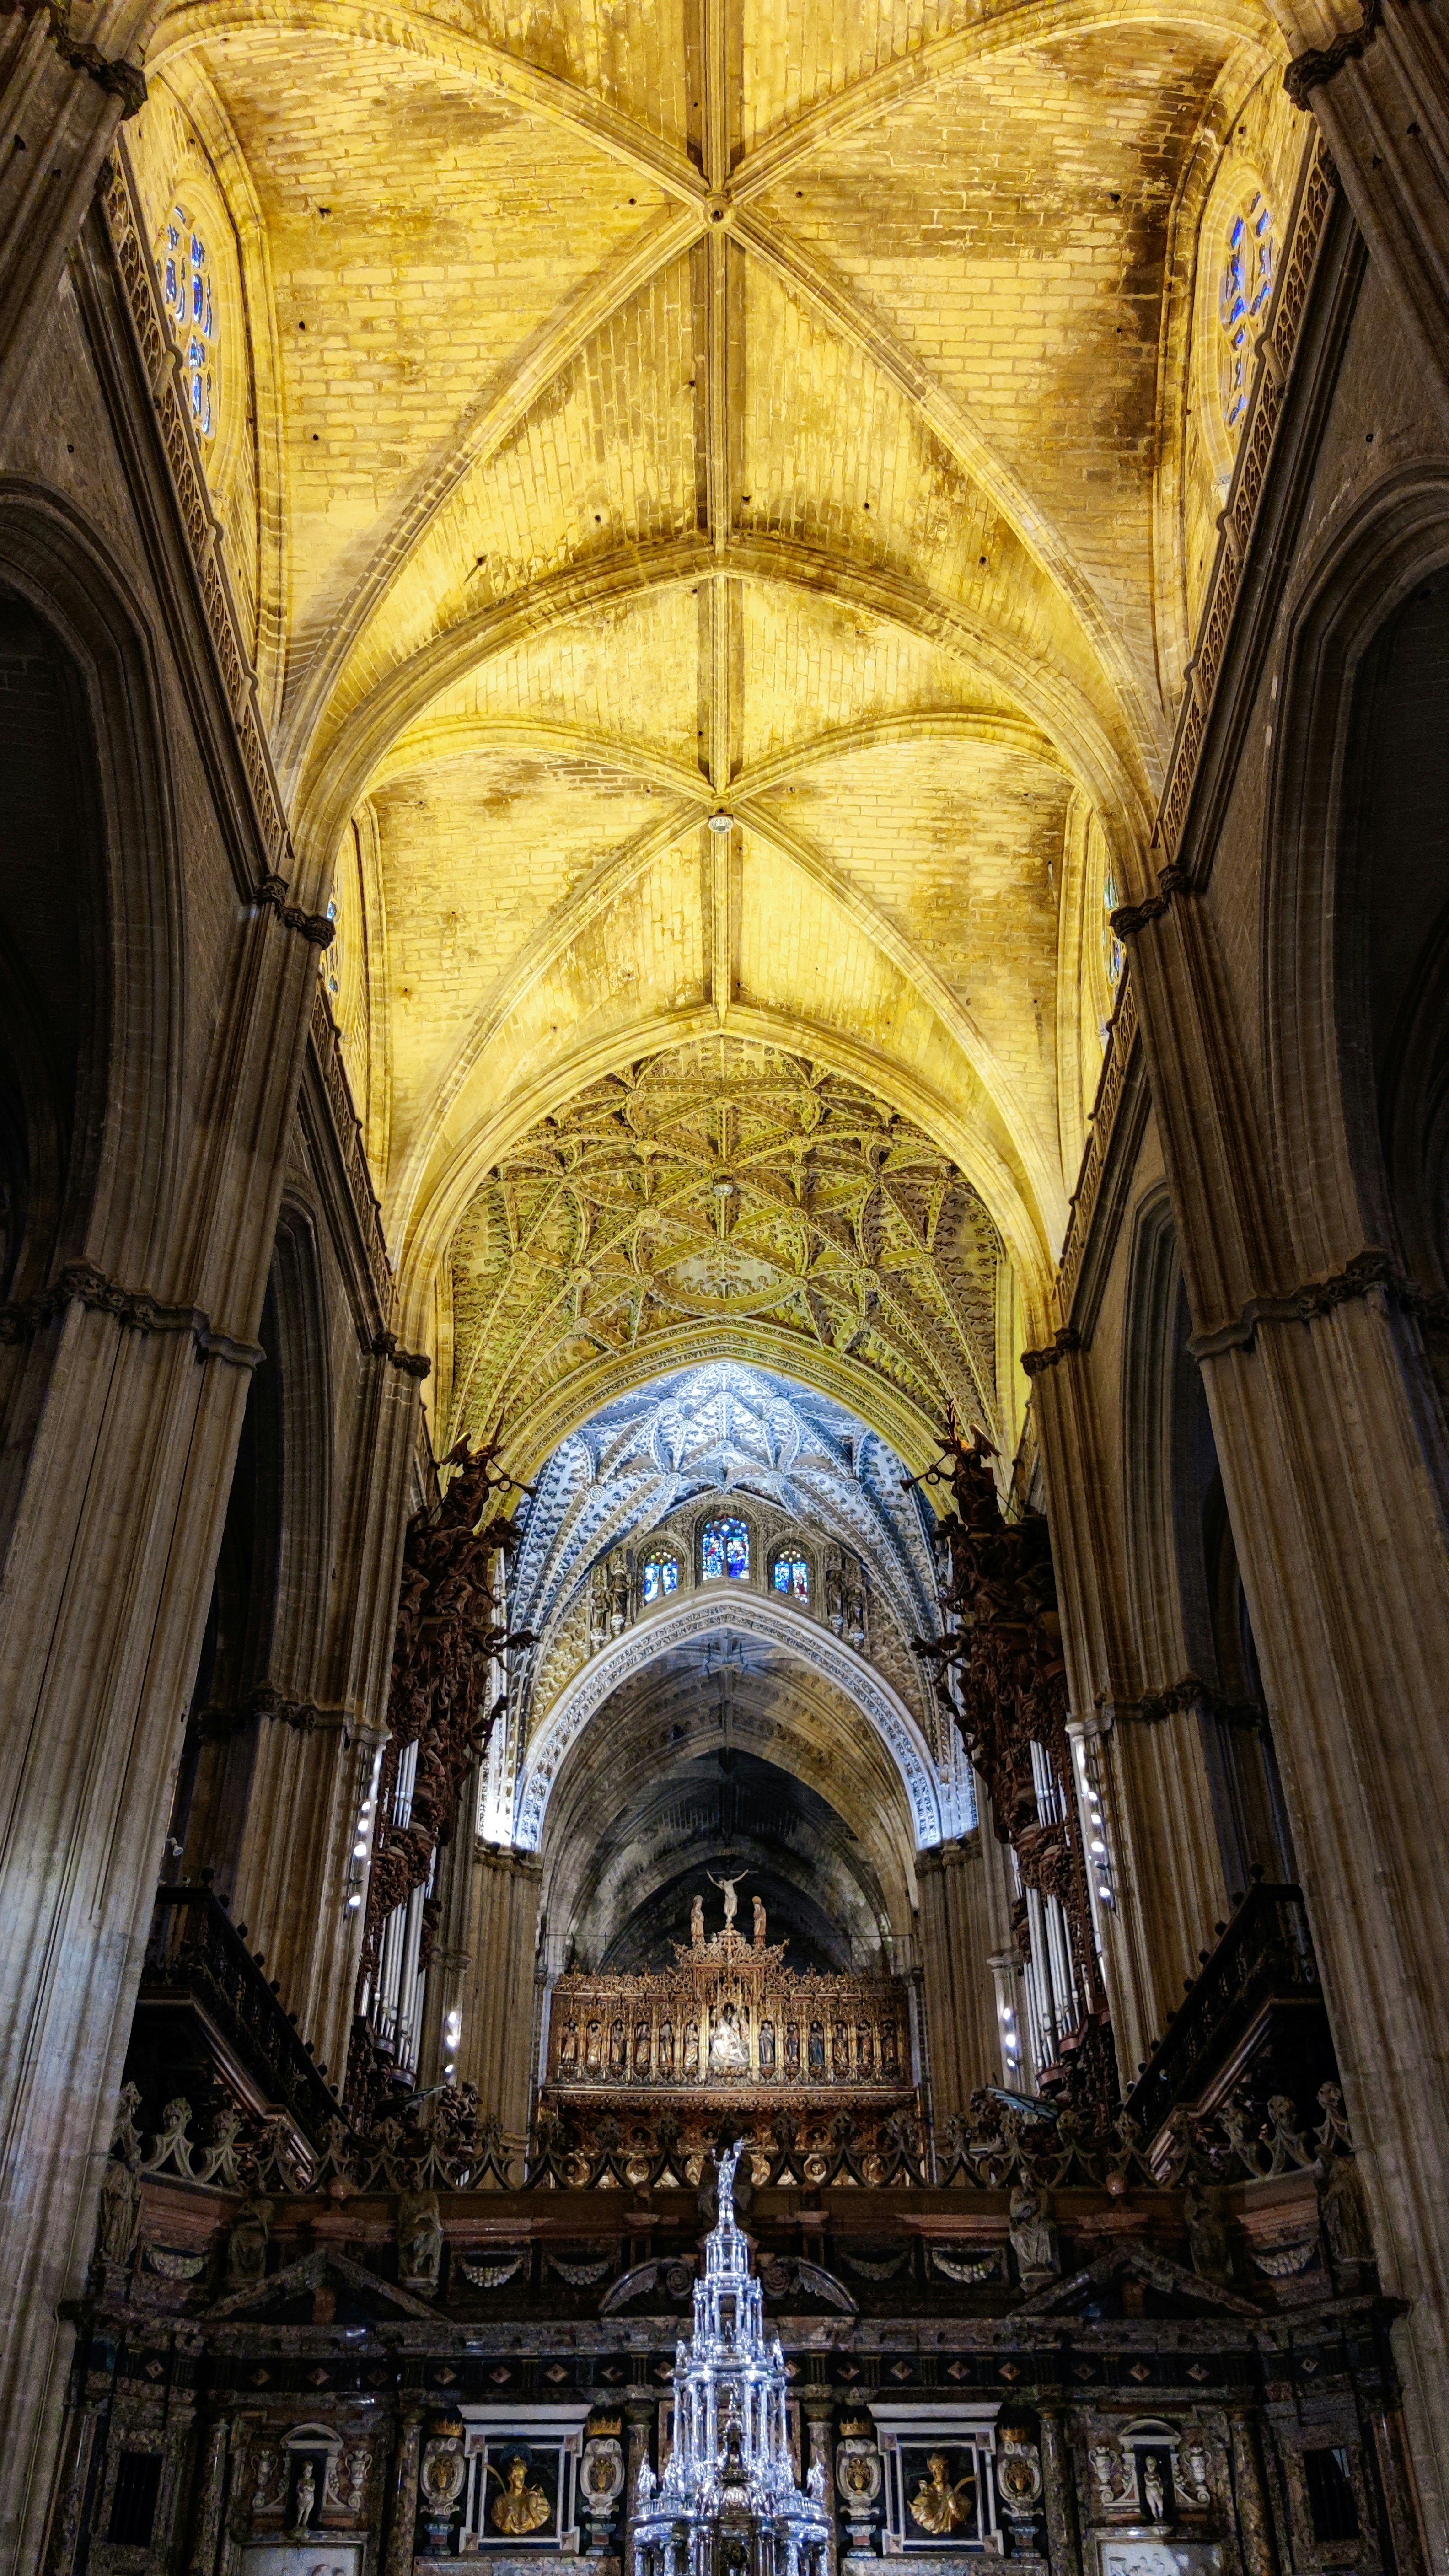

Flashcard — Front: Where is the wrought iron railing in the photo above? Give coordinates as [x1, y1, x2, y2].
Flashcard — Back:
[140, 1883, 338, 2145]
[1124, 1877, 1324, 2143]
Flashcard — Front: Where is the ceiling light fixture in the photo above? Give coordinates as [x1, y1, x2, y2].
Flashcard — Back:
[707, 811, 734, 833]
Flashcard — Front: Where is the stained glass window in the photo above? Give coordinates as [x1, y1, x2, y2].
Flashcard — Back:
[701, 1515, 750, 1581]
[642, 1550, 681, 1605]
[771, 1548, 809, 1600]
[160, 209, 217, 443]
[1220, 192, 1273, 437]
[1103, 869, 1124, 998]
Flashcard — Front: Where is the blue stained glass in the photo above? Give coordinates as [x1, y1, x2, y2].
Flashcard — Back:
[643, 1552, 681, 1604]
[159, 209, 217, 445]
[1220, 191, 1274, 435]
[771, 1550, 809, 1600]
[701, 1515, 750, 1581]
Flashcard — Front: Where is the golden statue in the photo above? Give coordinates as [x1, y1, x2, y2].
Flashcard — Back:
[489, 2458, 552, 2536]
[907, 2455, 976, 2535]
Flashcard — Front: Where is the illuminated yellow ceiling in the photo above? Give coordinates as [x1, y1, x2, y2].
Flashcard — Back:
[133, 0, 1304, 1444]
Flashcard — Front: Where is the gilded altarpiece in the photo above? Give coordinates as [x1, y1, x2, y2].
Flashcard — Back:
[543, 1918, 917, 2137]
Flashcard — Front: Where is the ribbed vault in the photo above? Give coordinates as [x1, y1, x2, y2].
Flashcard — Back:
[131, 0, 1308, 1418]
[536, 1638, 919, 1976]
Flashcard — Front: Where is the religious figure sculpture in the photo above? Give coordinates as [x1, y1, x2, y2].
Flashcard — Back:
[1320, 2149, 1374, 2263]
[588, 1578, 609, 1655]
[609, 1564, 630, 1636]
[708, 2002, 751, 2073]
[690, 1893, 704, 1947]
[1009, 2181, 1060, 2282]
[96, 2153, 142, 2268]
[1141, 2455, 1167, 2523]
[489, 2458, 552, 2535]
[908, 2457, 976, 2534]
[1184, 2180, 1231, 2283]
[225, 2195, 273, 2290]
[708, 1870, 744, 1928]
[397, 2190, 443, 2292]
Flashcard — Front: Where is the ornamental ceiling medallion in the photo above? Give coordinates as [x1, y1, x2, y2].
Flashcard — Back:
[448, 1034, 1005, 1464]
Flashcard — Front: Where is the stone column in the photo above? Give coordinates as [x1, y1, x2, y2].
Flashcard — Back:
[622, 2397, 654, 2576]
[229, 1340, 422, 2075]
[1227, 2410, 1277, 2576]
[0, 16, 143, 418]
[1037, 2407, 1080, 2576]
[1030, 1347, 1231, 2082]
[188, 2414, 230, 2576]
[1273, 0, 1449, 426]
[0, 910, 322, 2576]
[802, 2396, 837, 2576]
[385, 2401, 424, 2576]
[1127, 880, 1449, 2562]
[916, 1832, 1009, 2126]
[455, 1844, 544, 2141]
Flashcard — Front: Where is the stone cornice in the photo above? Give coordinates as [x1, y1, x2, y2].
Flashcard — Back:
[1283, 0, 1381, 105]
[0, 1259, 263, 1367]
[194, 1685, 354, 1740]
[1020, 1327, 1083, 1379]
[7, 0, 147, 116]
[258, 872, 334, 949]
[370, 1331, 432, 1380]
[1116, 1674, 1267, 1730]
[1190, 1246, 1449, 1358]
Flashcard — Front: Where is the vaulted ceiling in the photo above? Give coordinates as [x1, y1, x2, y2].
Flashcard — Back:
[135, 0, 1304, 1449]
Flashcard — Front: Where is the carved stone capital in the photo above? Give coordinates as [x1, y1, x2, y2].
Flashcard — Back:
[1283, 0, 1380, 103]
[0, 1261, 263, 1367]
[1020, 1326, 1082, 1377]
[256, 872, 335, 948]
[370, 1329, 433, 1379]
[1110, 863, 1192, 939]
[15, 0, 147, 114]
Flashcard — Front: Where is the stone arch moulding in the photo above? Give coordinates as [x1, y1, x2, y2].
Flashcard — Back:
[513, 1594, 947, 1855]
[1264, 466, 1449, 1279]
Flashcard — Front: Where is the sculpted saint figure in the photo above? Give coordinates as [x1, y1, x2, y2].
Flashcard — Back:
[908, 2457, 976, 2535]
[708, 1870, 743, 1928]
[708, 2002, 751, 2073]
[752, 1893, 767, 1945]
[691, 1893, 704, 1947]
[489, 2459, 551, 2536]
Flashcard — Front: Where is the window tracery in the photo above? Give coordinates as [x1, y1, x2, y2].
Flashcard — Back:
[771, 1547, 810, 1601]
[701, 1515, 750, 1582]
[1220, 191, 1274, 438]
[642, 1548, 682, 1605]
[159, 208, 218, 443]
[1102, 868, 1124, 1004]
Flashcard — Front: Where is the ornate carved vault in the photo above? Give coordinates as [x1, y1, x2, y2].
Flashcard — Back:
[447, 1035, 1006, 1465]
